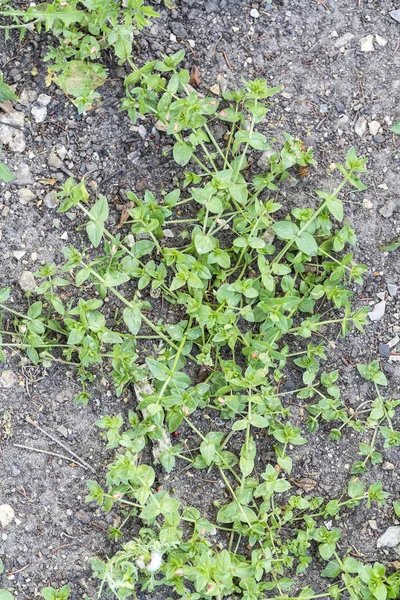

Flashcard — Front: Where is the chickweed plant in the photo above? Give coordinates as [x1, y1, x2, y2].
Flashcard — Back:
[0, 0, 158, 112]
[0, 53, 399, 600]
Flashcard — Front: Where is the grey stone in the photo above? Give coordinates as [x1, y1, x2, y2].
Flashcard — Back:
[368, 300, 386, 322]
[19, 270, 36, 292]
[18, 188, 35, 204]
[18, 89, 37, 107]
[15, 163, 33, 184]
[13, 250, 26, 260]
[377, 526, 400, 549]
[335, 101, 345, 114]
[204, 0, 219, 13]
[170, 21, 188, 38]
[11, 464, 20, 477]
[368, 120, 380, 136]
[31, 105, 47, 124]
[43, 191, 59, 209]
[334, 32, 354, 48]
[389, 9, 400, 23]
[48, 149, 63, 170]
[387, 283, 398, 297]
[0, 110, 25, 152]
[250, 8, 260, 18]
[360, 35, 374, 52]
[354, 116, 367, 137]
[379, 200, 396, 218]
[0, 504, 15, 528]
[379, 343, 390, 358]
[37, 93, 52, 106]
[257, 149, 275, 170]
[375, 34, 388, 47]
[0, 370, 18, 388]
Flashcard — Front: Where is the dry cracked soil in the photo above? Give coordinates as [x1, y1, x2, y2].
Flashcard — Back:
[0, 0, 399, 599]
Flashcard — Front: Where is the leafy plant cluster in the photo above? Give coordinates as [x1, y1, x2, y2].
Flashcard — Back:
[0, 0, 158, 113]
[0, 54, 399, 600]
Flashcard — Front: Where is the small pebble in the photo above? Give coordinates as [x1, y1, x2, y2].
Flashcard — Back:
[387, 283, 398, 298]
[379, 200, 396, 218]
[375, 34, 388, 47]
[13, 250, 26, 261]
[250, 8, 260, 18]
[389, 9, 400, 23]
[19, 270, 36, 292]
[0, 504, 15, 528]
[360, 34, 374, 52]
[31, 105, 47, 123]
[379, 343, 390, 358]
[377, 526, 400, 549]
[354, 116, 367, 137]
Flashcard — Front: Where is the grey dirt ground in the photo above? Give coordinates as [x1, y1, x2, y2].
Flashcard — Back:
[0, 0, 399, 598]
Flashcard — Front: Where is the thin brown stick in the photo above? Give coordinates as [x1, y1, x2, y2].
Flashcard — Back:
[25, 416, 95, 473]
[14, 443, 88, 470]
[221, 50, 233, 70]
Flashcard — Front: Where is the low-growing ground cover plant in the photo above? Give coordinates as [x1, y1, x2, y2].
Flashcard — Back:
[0, 53, 399, 599]
[0, 0, 158, 112]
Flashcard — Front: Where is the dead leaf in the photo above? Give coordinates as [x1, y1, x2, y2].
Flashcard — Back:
[196, 364, 210, 383]
[209, 83, 220, 96]
[289, 477, 317, 492]
[113, 202, 134, 233]
[189, 65, 201, 87]
[37, 178, 57, 185]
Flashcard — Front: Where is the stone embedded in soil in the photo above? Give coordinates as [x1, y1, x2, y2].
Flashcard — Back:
[250, 8, 260, 18]
[377, 526, 400, 549]
[48, 149, 63, 170]
[37, 93, 52, 107]
[43, 191, 59, 209]
[0, 370, 18, 388]
[389, 9, 400, 23]
[15, 163, 33, 185]
[379, 343, 390, 358]
[257, 149, 275, 169]
[204, 0, 219, 13]
[170, 21, 188, 39]
[334, 32, 354, 48]
[387, 283, 398, 297]
[382, 461, 395, 470]
[19, 270, 36, 292]
[368, 300, 386, 322]
[18, 188, 35, 204]
[379, 200, 396, 218]
[354, 116, 367, 137]
[0, 504, 15, 528]
[375, 34, 388, 47]
[0, 110, 25, 152]
[13, 250, 26, 260]
[368, 120, 380, 135]
[31, 104, 47, 124]
[360, 35, 375, 52]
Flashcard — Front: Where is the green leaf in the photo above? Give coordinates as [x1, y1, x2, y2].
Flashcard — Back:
[393, 501, 400, 519]
[173, 141, 193, 166]
[86, 219, 104, 248]
[0, 288, 10, 303]
[326, 196, 343, 221]
[0, 77, 17, 102]
[390, 122, 400, 135]
[0, 163, 15, 182]
[0, 592, 15, 600]
[296, 232, 318, 256]
[348, 477, 364, 499]
[321, 560, 341, 578]
[273, 221, 299, 239]
[200, 440, 216, 466]
[194, 232, 216, 254]
[123, 306, 142, 335]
